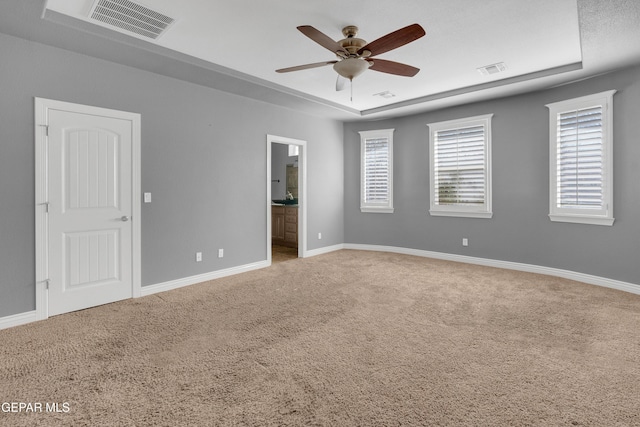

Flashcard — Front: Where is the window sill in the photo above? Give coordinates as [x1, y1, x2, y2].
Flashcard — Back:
[429, 210, 493, 219]
[549, 214, 614, 226]
[361, 207, 394, 214]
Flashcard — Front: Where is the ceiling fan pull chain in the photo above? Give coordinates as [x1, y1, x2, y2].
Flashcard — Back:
[350, 78, 353, 102]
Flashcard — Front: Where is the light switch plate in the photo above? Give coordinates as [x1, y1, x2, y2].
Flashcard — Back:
[144, 192, 152, 203]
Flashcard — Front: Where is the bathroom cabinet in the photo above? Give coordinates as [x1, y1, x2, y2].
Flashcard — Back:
[272, 205, 297, 248]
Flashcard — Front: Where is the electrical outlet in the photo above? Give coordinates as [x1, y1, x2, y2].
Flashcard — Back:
[462, 238, 469, 247]
[196, 252, 202, 262]
[218, 249, 224, 258]
[318, 232, 322, 240]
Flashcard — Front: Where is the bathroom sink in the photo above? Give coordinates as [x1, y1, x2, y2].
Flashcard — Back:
[272, 199, 298, 205]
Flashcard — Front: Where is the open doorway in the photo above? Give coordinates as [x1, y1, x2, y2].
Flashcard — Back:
[266, 135, 307, 265]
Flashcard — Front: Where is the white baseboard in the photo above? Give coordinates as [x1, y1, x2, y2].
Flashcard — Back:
[303, 243, 345, 258]
[140, 260, 270, 297]
[0, 310, 38, 331]
[344, 243, 640, 296]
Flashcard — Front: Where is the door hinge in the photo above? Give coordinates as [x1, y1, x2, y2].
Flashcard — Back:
[40, 279, 50, 290]
[40, 202, 49, 213]
[38, 124, 49, 136]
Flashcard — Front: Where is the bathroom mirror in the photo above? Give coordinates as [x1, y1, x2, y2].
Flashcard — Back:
[286, 163, 298, 199]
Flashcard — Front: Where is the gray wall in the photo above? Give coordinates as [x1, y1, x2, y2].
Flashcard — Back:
[344, 65, 640, 285]
[0, 32, 344, 317]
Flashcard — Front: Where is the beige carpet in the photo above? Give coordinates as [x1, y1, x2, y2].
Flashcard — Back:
[1, 250, 639, 426]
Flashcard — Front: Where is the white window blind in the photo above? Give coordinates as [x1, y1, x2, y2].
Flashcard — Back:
[364, 137, 389, 203]
[556, 106, 603, 209]
[546, 90, 615, 226]
[428, 115, 492, 218]
[359, 129, 394, 213]
[433, 124, 486, 206]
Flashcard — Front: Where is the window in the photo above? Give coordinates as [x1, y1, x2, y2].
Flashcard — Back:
[427, 114, 493, 218]
[546, 90, 616, 226]
[360, 129, 394, 213]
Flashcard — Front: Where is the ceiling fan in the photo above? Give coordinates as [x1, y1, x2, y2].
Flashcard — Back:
[276, 23, 425, 92]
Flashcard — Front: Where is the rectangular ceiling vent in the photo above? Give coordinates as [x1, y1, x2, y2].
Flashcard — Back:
[477, 62, 507, 76]
[373, 91, 396, 99]
[89, 0, 175, 40]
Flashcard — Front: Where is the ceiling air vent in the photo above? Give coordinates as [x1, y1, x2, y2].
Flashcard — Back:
[89, 0, 175, 40]
[477, 62, 507, 76]
[373, 91, 396, 99]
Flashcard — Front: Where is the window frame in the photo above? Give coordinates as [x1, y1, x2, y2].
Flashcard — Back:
[359, 128, 394, 213]
[546, 90, 616, 226]
[427, 114, 493, 218]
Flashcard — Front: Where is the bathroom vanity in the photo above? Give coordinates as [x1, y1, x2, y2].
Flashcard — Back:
[272, 205, 298, 248]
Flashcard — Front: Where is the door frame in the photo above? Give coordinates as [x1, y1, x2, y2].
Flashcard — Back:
[266, 134, 307, 264]
[34, 97, 142, 320]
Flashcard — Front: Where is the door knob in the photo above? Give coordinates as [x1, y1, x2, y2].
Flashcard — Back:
[120, 216, 130, 222]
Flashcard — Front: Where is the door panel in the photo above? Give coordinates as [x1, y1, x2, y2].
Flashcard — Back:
[65, 230, 119, 287]
[65, 128, 119, 210]
[48, 109, 133, 316]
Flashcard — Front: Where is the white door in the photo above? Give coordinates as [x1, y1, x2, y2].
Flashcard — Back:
[47, 109, 134, 316]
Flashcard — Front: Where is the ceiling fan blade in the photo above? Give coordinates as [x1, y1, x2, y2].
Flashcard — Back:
[297, 25, 348, 55]
[336, 75, 347, 91]
[358, 23, 425, 57]
[367, 59, 420, 77]
[276, 60, 338, 73]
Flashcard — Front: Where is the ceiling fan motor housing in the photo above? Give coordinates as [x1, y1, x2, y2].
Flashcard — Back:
[337, 25, 368, 57]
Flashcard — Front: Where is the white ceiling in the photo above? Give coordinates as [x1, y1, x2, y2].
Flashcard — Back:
[44, 0, 640, 120]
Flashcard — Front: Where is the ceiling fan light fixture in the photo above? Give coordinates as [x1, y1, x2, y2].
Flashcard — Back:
[333, 58, 371, 80]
